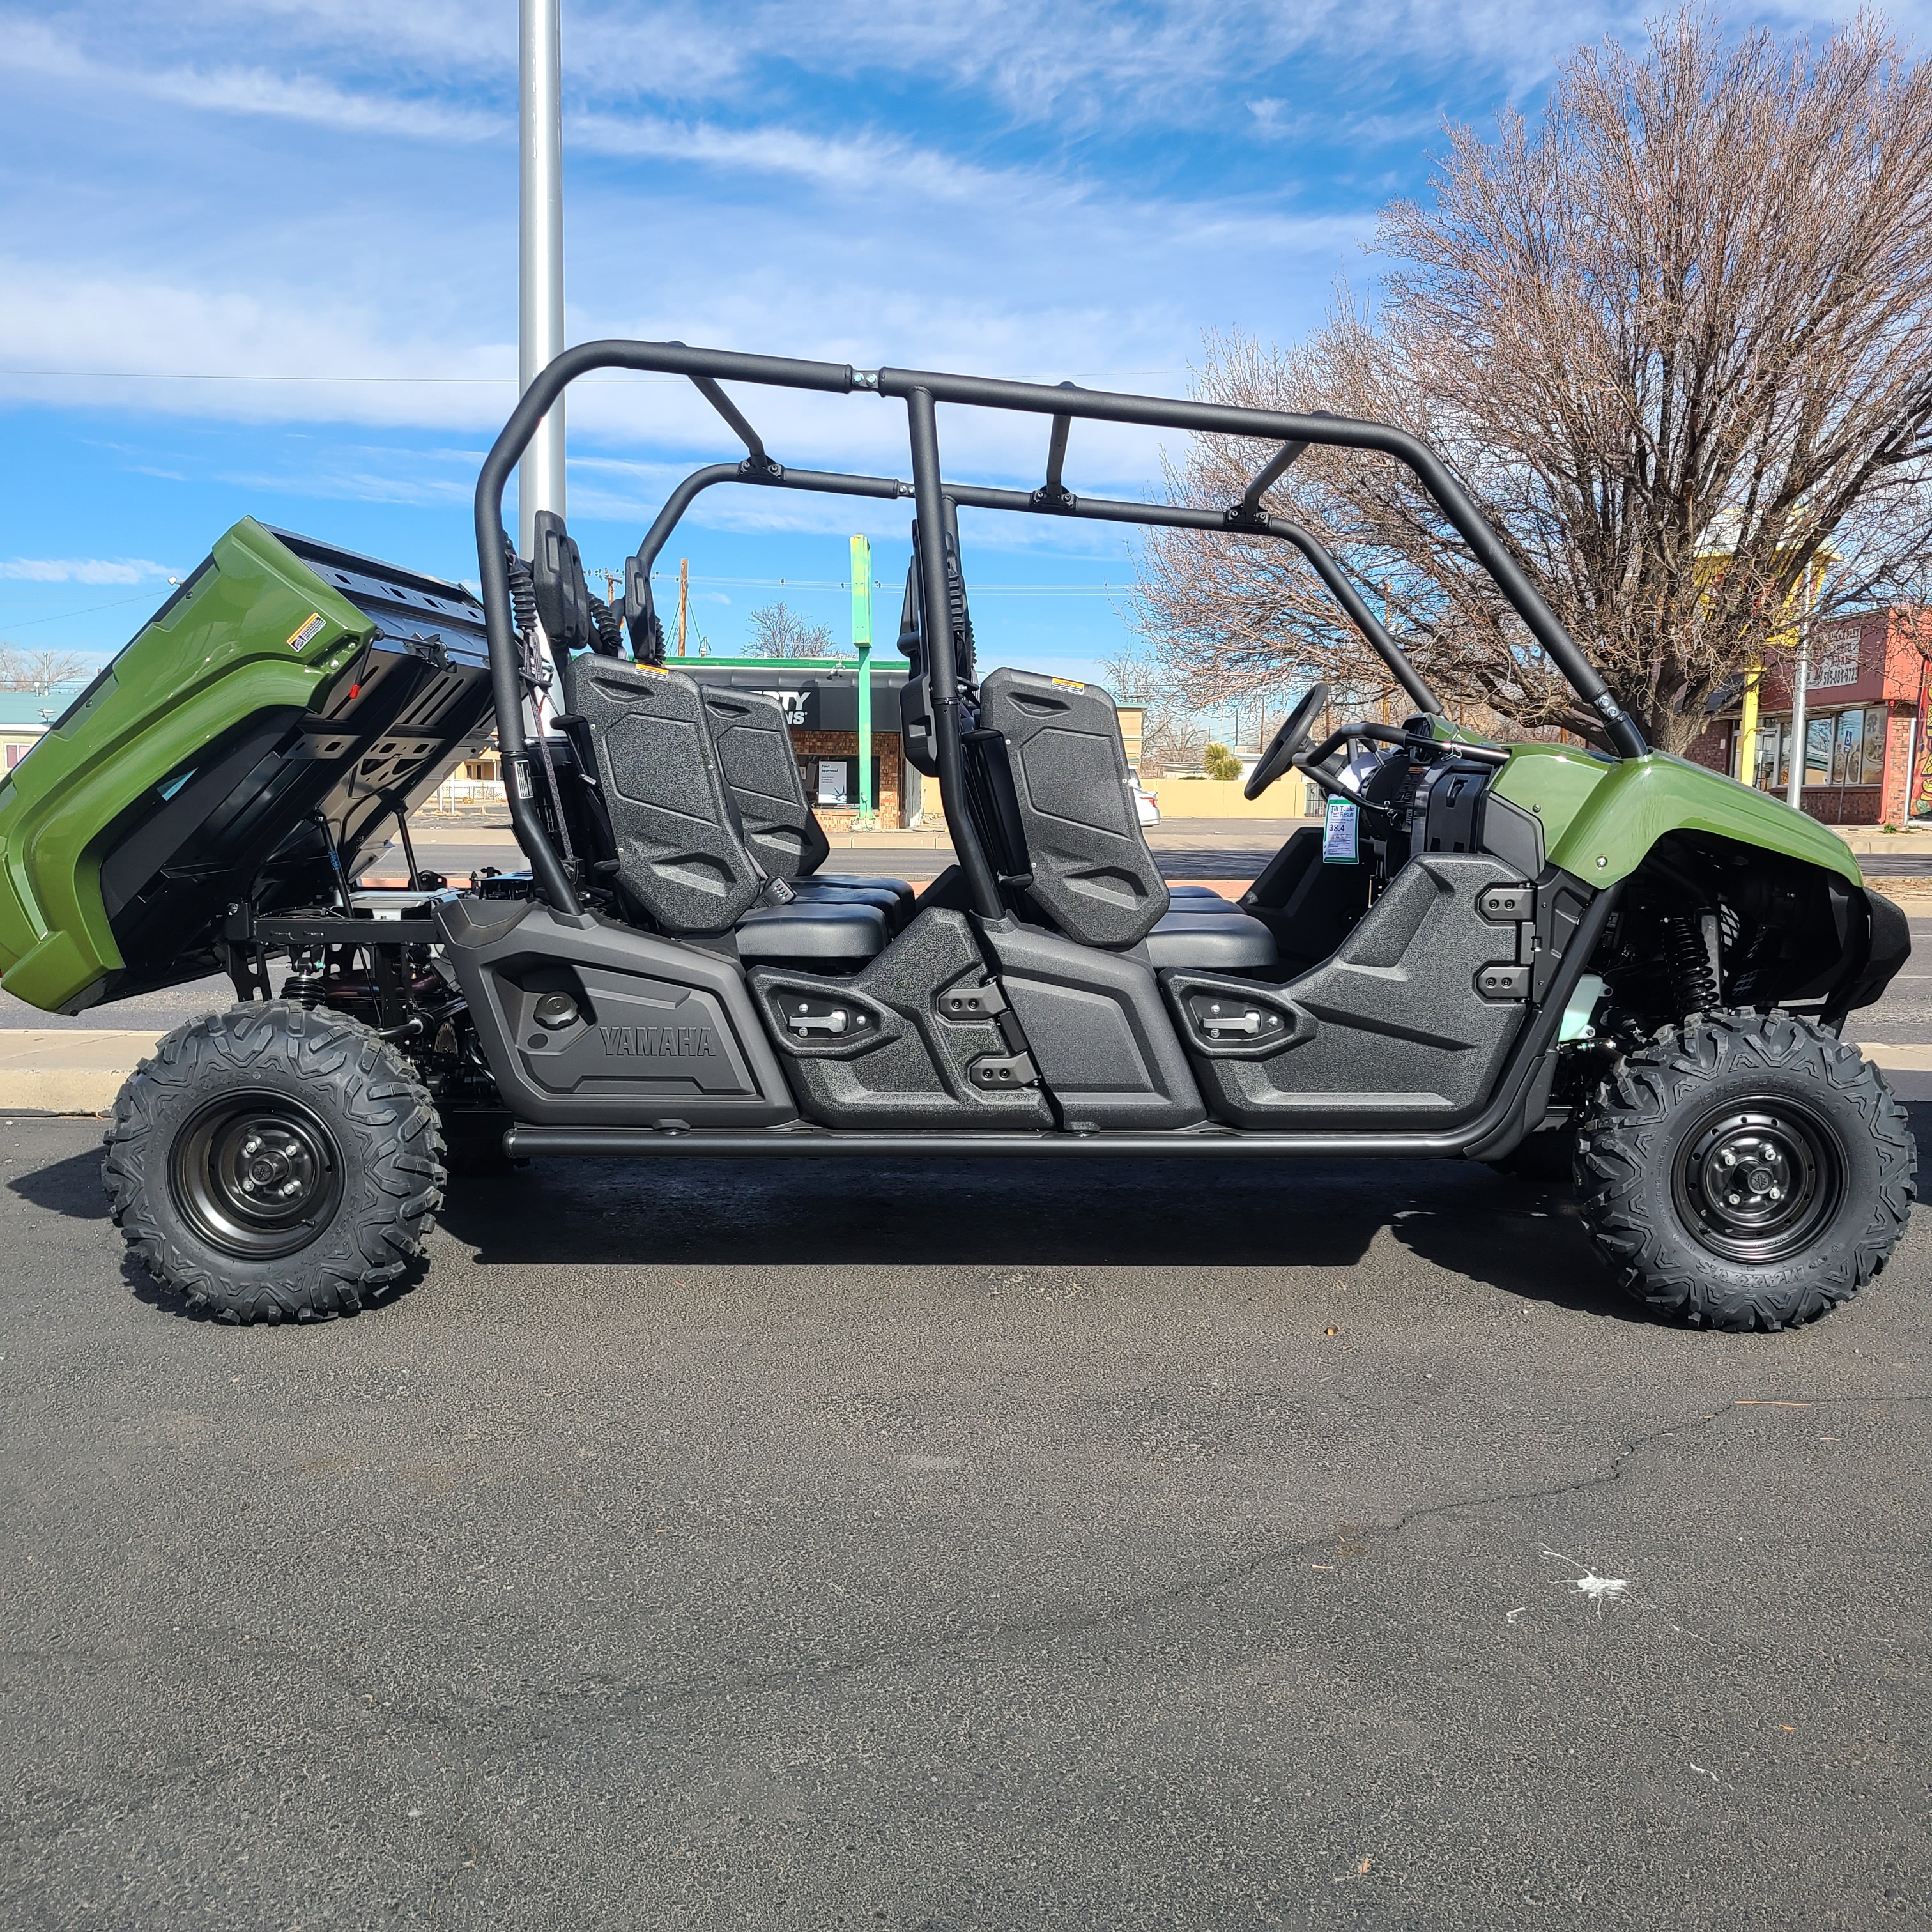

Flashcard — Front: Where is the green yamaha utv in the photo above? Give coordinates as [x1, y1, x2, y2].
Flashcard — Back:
[0, 344, 1913, 1328]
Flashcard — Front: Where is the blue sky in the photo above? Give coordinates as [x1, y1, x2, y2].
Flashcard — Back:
[0, 1, 1917, 683]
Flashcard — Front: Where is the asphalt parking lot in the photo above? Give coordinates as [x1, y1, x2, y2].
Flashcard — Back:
[1, 835, 1928, 1927]
[3, 1093, 1928, 1928]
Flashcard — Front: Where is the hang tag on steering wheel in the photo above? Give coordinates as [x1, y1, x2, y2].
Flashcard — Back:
[1322, 793, 1359, 865]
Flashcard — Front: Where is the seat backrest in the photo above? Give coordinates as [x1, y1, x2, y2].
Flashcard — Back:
[976, 666, 1169, 948]
[701, 686, 830, 881]
[562, 654, 769, 933]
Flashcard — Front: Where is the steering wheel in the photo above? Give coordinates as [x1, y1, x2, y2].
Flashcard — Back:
[1243, 683, 1330, 801]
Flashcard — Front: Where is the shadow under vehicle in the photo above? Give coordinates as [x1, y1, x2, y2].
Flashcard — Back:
[0, 344, 1913, 1328]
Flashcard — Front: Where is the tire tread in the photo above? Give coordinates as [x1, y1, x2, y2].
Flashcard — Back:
[101, 1001, 446, 1324]
[1574, 1011, 1915, 1331]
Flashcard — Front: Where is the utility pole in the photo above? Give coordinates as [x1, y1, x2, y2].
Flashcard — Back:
[676, 559, 689, 656]
[518, 0, 565, 558]
[851, 535, 874, 826]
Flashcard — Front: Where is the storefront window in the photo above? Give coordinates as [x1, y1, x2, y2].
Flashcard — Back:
[1763, 709, 1890, 791]
[806, 756, 881, 806]
[1805, 716, 1834, 786]
[1832, 708, 1864, 785]
[1862, 708, 1888, 785]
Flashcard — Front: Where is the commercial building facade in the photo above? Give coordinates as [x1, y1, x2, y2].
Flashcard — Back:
[0, 688, 88, 772]
[1687, 609, 1932, 826]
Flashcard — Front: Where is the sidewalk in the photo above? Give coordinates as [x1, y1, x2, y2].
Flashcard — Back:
[5, 1027, 1929, 1117]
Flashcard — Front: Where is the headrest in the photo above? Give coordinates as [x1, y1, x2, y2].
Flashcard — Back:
[530, 509, 592, 657]
[624, 553, 666, 664]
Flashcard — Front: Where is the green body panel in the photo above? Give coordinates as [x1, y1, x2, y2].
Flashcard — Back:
[1492, 744, 1860, 887]
[0, 520, 369, 1009]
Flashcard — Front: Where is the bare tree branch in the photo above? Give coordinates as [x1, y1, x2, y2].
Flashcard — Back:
[1137, 12, 1932, 755]
[745, 601, 838, 659]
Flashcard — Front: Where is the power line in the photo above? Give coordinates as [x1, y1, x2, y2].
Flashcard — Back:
[0, 591, 158, 630]
[657, 574, 1124, 593]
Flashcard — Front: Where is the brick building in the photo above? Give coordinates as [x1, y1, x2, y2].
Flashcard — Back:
[1686, 608, 1932, 827]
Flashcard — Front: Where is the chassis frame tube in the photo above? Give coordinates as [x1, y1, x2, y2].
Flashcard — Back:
[627, 461, 1441, 716]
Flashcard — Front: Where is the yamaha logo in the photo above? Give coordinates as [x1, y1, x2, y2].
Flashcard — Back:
[599, 1023, 717, 1059]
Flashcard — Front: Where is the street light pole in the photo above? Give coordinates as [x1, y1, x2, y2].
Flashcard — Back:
[1788, 559, 1813, 812]
[518, 0, 565, 558]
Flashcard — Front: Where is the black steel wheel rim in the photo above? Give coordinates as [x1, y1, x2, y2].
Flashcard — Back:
[169, 1093, 344, 1261]
[1671, 1100, 1844, 1266]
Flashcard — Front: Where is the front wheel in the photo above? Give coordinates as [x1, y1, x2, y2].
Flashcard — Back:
[1574, 1012, 1915, 1330]
[103, 1002, 445, 1323]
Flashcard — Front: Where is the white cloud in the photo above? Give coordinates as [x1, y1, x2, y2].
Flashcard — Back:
[0, 558, 176, 583]
[569, 112, 1077, 208]
[0, 20, 503, 142]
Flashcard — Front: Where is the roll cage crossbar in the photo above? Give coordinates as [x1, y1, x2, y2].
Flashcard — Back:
[474, 341, 1648, 918]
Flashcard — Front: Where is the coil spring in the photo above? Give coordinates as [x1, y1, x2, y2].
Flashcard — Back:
[586, 591, 625, 656]
[501, 535, 539, 636]
[281, 951, 325, 1010]
[1664, 914, 1720, 1016]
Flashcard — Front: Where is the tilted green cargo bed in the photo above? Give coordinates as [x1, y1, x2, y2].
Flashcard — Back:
[0, 518, 496, 1013]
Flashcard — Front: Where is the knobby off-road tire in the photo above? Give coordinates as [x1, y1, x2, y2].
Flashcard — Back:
[102, 1002, 445, 1324]
[1575, 1011, 1915, 1331]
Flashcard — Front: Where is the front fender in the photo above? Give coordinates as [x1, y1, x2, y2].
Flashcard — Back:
[1494, 748, 1863, 889]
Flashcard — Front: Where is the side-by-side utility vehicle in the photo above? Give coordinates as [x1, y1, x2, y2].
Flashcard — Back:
[0, 345, 1912, 1328]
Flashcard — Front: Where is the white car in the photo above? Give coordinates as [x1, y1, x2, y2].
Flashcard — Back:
[1132, 780, 1160, 827]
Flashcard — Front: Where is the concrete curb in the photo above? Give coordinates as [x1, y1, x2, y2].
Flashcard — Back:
[2, 1027, 1928, 1119]
[0, 1031, 160, 1116]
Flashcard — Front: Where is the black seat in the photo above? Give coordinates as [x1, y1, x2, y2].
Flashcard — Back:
[1166, 884, 1245, 912]
[735, 901, 887, 970]
[564, 654, 774, 933]
[973, 666, 1171, 948]
[531, 517, 887, 974]
[565, 658, 889, 970]
[893, 514, 1276, 974]
[1144, 909, 1276, 970]
[700, 685, 915, 925]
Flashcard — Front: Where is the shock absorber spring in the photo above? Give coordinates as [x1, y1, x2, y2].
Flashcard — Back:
[281, 949, 325, 1009]
[1664, 914, 1720, 1017]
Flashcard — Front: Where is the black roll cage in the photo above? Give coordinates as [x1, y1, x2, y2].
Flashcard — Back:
[473, 341, 1648, 919]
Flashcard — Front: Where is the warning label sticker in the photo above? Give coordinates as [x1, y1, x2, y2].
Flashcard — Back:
[286, 612, 325, 652]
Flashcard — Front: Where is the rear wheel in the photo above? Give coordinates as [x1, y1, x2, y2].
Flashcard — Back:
[103, 1002, 445, 1323]
[1574, 1012, 1915, 1330]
